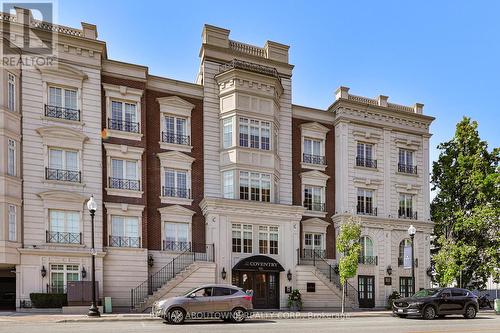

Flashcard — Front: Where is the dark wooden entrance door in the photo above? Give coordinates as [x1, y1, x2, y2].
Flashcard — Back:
[358, 275, 375, 308]
[233, 271, 279, 309]
[0, 277, 16, 310]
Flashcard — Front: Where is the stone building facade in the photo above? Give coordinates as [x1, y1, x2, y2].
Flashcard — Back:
[0, 8, 434, 311]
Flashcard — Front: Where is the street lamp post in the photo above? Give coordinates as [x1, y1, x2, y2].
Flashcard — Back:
[87, 195, 100, 317]
[408, 224, 416, 296]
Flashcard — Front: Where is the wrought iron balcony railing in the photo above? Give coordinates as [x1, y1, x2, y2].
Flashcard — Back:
[398, 257, 419, 267]
[398, 163, 418, 174]
[356, 205, 378, 216]
[356, 156, 377, 169]
[46, 231, 82, 244]
[161, 131, 190, 145]
[303, 201, 326, 212]
[300, 248, 326, 259]
[108, 177, 141, 191]
[107, 118, 140, 133]
[303, 153, 326, 165]
[109, 235, 141, 248]
[45, 104, 80, 121]
[163, 240, 192, 252]
[358, 255, 378, 265]
[45, 167, 81, 183]
[398, 209, 418, 220]
[162, 186, 191, 199]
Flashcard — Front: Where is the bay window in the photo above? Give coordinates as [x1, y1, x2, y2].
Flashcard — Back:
[8, 205, 16, 242]
[47, 210, 81, 244]
[223, 170, 234, 199]
[164, 168, 189, 198]
[223, 117, 234, 148]
[239, 171, 271, 202]
[304, 186, 324, 212]
[110, 159, 140, 191]
[164, 222, 189, 251]
[110, 215, 140, 247]
[232, 224, 252, 253]
[239, 117, 271, 151]
[47, 148, 80, 182]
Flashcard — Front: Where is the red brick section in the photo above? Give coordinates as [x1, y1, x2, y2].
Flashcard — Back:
[101, 76, 148, 248]
[144, 90, 204, 250]
[291, 117, 336, 259]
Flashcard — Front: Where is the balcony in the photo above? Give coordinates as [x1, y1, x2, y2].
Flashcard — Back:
[107, 118, 140, 133]
[162, 186, 191, 199]
[109, 177, 140, 191]
[356, 205, 378, 216]
[398, 209, 418, 220]
[109, 235, 141, 248]
[46, 231, 82, 244]
[303, 153, 326, 165]
[398, 257, 419, 267]
[163, 240, 192, 252]
[356, 156, 377, 169]
[358, 255, 378, 265]
[45, 167, 81, 183]
[398, 163, 418, 174]
[45, 104, 80, 121]
[303, 201, 326, 212]
[162, 131, 190, 145]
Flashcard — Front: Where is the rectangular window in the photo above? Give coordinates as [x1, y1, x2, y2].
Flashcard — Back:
[239, 118, 249, 147]
[111, 159, 138, 180]
[8, 205, 16, 241]
[50, 264, 80, 294]
[49, 210, 80, 234]
[259, 225, 279, 255]
[110, 100, 138, 133]
[8, 139, 16, 176]
[110, 215, 140, 247]
[223, 117, 233, 148]
[304, 186, 324, 211]
[232, 224, 253, 253]
[239, 117, 271, 150]
[357, 143, 373, 160]
[304, 138, 322, 156]
[223, 170, 234, 199]
[239, 171, 271, 202]
[163, 115, 189, 145]
[49, 148, 79, 171]
[399, 149, 413, 167]
[164, 222, 189, 250]
[8, 73, 15, 112]
[164, 168, 189, 198]
[357, 188, 374, 215]
[399, 194, 414, 218]
[48, 86, 77, 109]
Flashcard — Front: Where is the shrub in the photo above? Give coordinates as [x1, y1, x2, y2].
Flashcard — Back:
[287, 289, 303, 309]
[30, 293, 68, 308]
[386, 291, 401, 309]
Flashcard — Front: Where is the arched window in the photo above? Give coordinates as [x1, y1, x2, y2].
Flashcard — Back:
[399, 239, 412, 259]
[359, 236, 373, 257]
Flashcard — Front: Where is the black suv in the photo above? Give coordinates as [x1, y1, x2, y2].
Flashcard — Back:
[392, 288, 479, 320]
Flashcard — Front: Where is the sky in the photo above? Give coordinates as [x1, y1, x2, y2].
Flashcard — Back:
[54, 0, 499, 164]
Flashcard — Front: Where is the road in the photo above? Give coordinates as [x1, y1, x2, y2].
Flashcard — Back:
[0, 314, 498, 333]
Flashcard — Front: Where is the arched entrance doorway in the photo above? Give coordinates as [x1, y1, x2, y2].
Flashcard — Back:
[232, 255, 284, 309]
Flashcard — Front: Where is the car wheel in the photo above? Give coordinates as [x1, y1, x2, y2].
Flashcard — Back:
[167, 308, 186, 325]
[464, 305, 477, 319]
[423, 306, 436, 320]
[438, 315, 446, 319]
[231, 308, 247, 323]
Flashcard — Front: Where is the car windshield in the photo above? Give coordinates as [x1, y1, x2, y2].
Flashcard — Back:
[413, 289, 441, 298]
[182, 287, 199, 296]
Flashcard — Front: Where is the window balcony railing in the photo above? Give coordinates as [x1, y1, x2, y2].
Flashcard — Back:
[304, 201, 326, 212]
[358, 255, 378, 265]
[398, 163, 418, 174]
[303, 153, 326, 165]
[163, 240, 192, 252]
[107, 118, 140, 133]
[398, 209, 418, 220]
[109, 235, 141, 248]
[45, 104, 80, 121]
[398, 257, 419, 267]
[162, 186, 191, 199]
[356, 156, 377, 169]
[356, 206, 378, 216]
[46, 231, 82, 244]
[161, 131, 190, 145]
[45, 167, 81, 183]
[300, 248, 326, 259]
[108, 177, 141, 191]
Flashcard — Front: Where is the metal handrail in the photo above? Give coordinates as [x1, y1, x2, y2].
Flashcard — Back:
[109, 177, 141, 191]
[356, 206, 377, 216]
[45, 167, 81, 183]
[46, 231, 82, 244]
[358, 255, 378, 265]
[162, 186, 191, 199]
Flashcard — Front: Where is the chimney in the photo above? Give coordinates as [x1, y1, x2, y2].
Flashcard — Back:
[377, 95, 389, 107]
[81, 22, 98, 40]
[202, 25, 230, 48]
[15, 7, 32, 26]
[335, 86, 350, 100]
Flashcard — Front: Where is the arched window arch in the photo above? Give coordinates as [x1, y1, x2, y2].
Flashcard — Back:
[399, 238, 412, 259]
[360, 236, 373, 257]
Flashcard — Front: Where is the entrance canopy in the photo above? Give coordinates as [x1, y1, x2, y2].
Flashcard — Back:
[232, 255, 285, 272]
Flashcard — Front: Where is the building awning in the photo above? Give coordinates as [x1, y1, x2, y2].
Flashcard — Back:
[232, 255, 285, 272]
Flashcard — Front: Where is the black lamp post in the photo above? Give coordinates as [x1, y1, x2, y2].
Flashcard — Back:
[87, 195, 100, 317]
[408, 224, 416, 296]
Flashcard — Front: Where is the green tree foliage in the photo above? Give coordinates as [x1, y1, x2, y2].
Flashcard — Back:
[431, 117, 500, 289]
[336, 216, 361, 312]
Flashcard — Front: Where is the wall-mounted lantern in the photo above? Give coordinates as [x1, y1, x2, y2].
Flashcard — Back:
[81, 266, 87, 279]
[287, 269, 292, 281]
[221, 267, 227, 280]
[148, 255, 154, 268]
[41, 266, 47, 278]
[387, 265, 393, 276]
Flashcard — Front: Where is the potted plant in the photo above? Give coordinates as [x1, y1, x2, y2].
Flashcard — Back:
[287, 289, 302, 311]
[387, 290, 401, 310]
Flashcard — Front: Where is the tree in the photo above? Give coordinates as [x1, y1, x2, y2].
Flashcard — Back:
[431, 117, 500, 289]
[336, 215, 361, 313]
